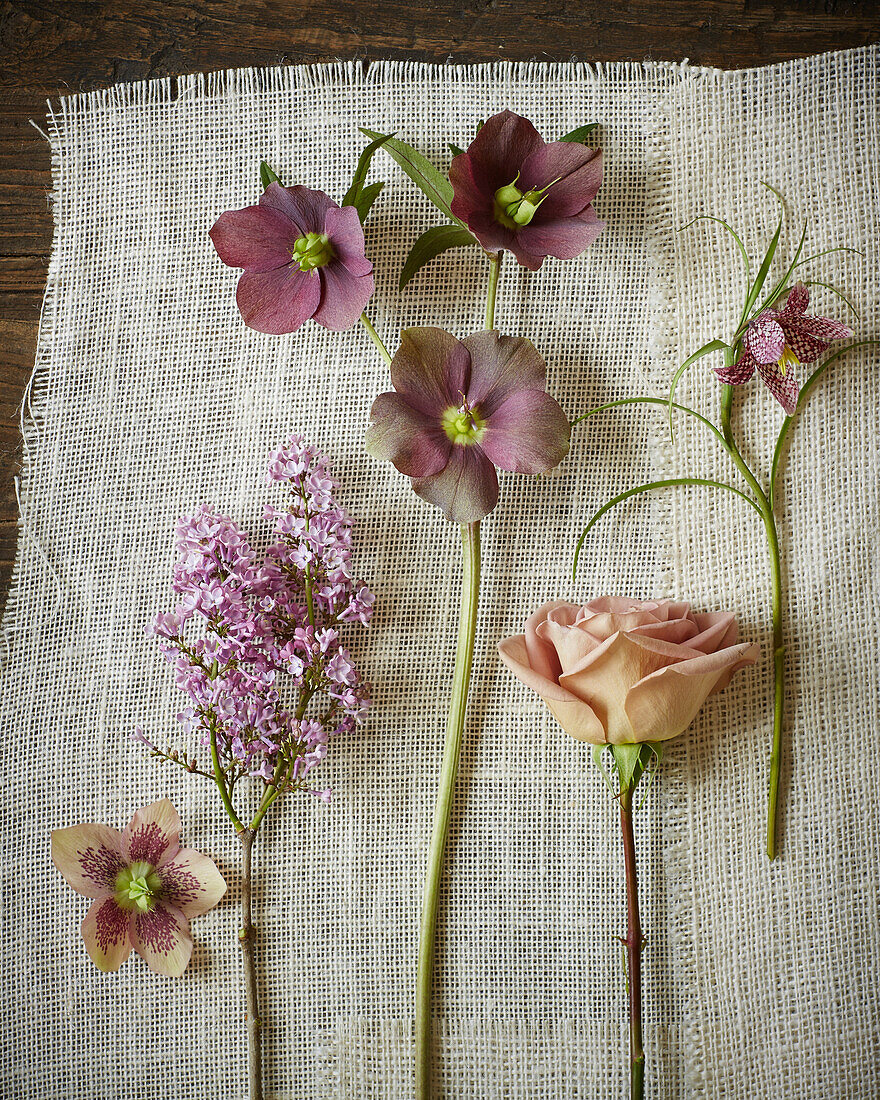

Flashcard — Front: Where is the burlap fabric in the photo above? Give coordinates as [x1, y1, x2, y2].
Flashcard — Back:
[2, 47, 877, 1098]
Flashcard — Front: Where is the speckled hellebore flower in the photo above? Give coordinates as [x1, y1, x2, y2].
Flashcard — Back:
[365, 327, 570, 522]
[449, 110, 604, 270]
[51, 799, 226, 976]
[716, 283, 852, 414]
[209, 182, 374, 334]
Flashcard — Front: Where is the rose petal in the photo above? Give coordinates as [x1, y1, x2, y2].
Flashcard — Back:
[156, 847, 227, 917]
[688, 611, 738, 653]
[324, 205, 374, 277]
[81, 897, 133, 972]
[520, 144, 603, 218]
[478, 389, 570, 474]
[391, 328, 471, 417]
[209, 206, 297, 272]
[364, 391, 451, 477]
[582, 610, 697, 647]
[498, 633, 606, 743]
[460, 331, 546, 412]
[259, 182, 334, 234]
[744, 317, 786, 364]
[131, 902, 193, 977]
[537, 618, 603, 673]
[523, 600, 578, 682]
[235, 265, 321, 335]
[123, 798, 181, 866]
[624, 641, 759, 742]
[312, 261, 374, 331]
[516, 206, 605, 261]
[52, 824, 126, 898]
[756, 360, 799, 414]
[411, 444, 498, 523]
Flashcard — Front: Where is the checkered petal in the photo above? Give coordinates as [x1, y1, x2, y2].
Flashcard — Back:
[757, 360, 799, 415]
[743, 317, 786, 364]
[783, 327, 828, 364]
[715, 349, 757, 384]
[780, 282, 809, 317]
[789, 314, 853, 342]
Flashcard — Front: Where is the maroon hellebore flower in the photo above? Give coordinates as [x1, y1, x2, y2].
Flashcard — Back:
[365, 327, 571, 523]
[449, 110, 604, 271]
[209, 182, 374, 334]
[716, 283, 852, 414]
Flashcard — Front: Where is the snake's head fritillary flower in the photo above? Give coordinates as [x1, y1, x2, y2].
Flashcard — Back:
[365, 327, 570, 523]
[209, 183, 374, 334]
[715, 283, 852, 414]
[51, 799, 226, 976]
[449, 110, 604, 271]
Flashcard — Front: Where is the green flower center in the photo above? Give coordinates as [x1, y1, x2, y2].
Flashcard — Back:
[441, 398, 486, 445]
[115, 861, 162, 912]
[492, 174, 558, 229]
[291, 232, 334, 272]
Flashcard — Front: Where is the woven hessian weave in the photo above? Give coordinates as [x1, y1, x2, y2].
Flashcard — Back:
[2, 48, 878, 1098]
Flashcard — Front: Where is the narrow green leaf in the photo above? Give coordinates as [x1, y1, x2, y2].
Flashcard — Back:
[399, 224, 478, 291]
[354, 180, 385, 224]
[342, 132, 393, 213]
[592, 745, 615, 793]
[769, 339, 879, 504]
[737, 190, 785, 329]
[260, 161, 281, 190]
[611, 744, 643, 790]
[752, 219, 808, 317]
[667, 339, 729, 439]
[572, 396, 728, 451]
[679, 215, 750, 288]
[448, 142, 465, 158]
[794, 246, 864, 269]
[572, 477, 763, 579]
[361, 128, 463, 226]
[802, 280, 860, 319]
[559, 123, 599, 143]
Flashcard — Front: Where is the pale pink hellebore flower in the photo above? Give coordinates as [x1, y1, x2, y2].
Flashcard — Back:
[51, 799, 226, 976]
[498, 597, 758, 745]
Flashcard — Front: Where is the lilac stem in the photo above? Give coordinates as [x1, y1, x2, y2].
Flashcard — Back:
[238, 828, 263, 1100]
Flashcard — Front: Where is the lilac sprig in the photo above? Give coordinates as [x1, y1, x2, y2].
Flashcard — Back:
[143, 436, 373, 823]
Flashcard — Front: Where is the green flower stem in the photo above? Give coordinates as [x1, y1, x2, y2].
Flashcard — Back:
[485, 252, 502, 330]
[619, 781, 645, 1100]
[209, 723, 245, 832]
[718, 378, 785, 860]
[360, 312, 393, 366]
[238, 827, 263, 1100]
[416, 521, 481, 1100]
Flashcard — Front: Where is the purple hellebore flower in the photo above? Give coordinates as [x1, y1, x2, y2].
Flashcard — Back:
[716, 283, 852, 414]
[209, 182, 374, 334]
[449, 110, 604, 271]
[365, 327, 571, 523]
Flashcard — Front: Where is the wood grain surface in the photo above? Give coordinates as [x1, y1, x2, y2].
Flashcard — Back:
[1, 0, 878, 612]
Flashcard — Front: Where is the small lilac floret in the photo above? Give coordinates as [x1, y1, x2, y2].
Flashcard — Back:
[142, 436, 373, 800]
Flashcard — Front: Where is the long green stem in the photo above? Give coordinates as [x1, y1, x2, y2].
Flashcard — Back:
[416, 521, 481, 1100]
[718, 378, 785, 859]
[238, 828, 263, 1100]
[360, 312, 393, 365]
[485, 252, 502, 329]
[619, 782, 645, 1100]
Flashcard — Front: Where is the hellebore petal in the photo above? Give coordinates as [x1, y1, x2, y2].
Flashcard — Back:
[460, 331, 546, 411]
[391, 328, 471, 416]
[313, 262, 375, 330]
[516, 208, 605, 261]
[259, 181, 334, 232]
[412, 445, 499, 523]
[454, 109, 545, 193]
[479, 389, 570, 473]
[365, 391, 451, 477]
[123, 798, 181, 866]
[519, 144, 604, 218]
[51, 824, 127, 898]
[155, 847, 228, 918]
[236, 266, 321, 334]
[323, 205, 374, 276]
[209, 206, 297, 272]
[131, 902, 193, 978]
[81, 897, 133, 972]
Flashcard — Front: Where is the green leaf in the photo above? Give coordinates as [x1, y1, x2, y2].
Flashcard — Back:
[572, 396, 728, 452]
[572, 477, 763, 579]
[736, 188, 784, 329]
[361, 128, 464, 226]
[592, 745, 615, 792]
[260, 161, 281, 190]
[353, 180, 385, 224]
[448, 142, 465, 158]
[802, 280, 860, 319]
[752, 218, 808, 318]
[399, 223, 478, 291]
[559, 123, 599, 143]
[342, 132, 393, 218]
[667, 339, 729, 439]
[679, 215, 750, 289]
[611, 744, 643, 790]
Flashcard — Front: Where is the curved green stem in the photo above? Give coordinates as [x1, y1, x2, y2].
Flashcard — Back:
[485, 252, 502, 330]
[210, 723, 244, 832]
[360, 312, 393, 365]
[619, 782, 645, 1100]
[416, 521, 481, 1100]
[719, 376, 785, 860]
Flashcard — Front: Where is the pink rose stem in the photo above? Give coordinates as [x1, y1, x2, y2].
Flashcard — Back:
[718, 369, 785, 859]
[619, 777, 645, 1100]
[416, 255, 499, 1098]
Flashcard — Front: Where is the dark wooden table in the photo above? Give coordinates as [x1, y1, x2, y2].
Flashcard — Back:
[1, 0, 878, 611]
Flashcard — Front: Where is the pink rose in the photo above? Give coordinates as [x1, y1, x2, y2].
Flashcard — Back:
[498, 597, 758, 745]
